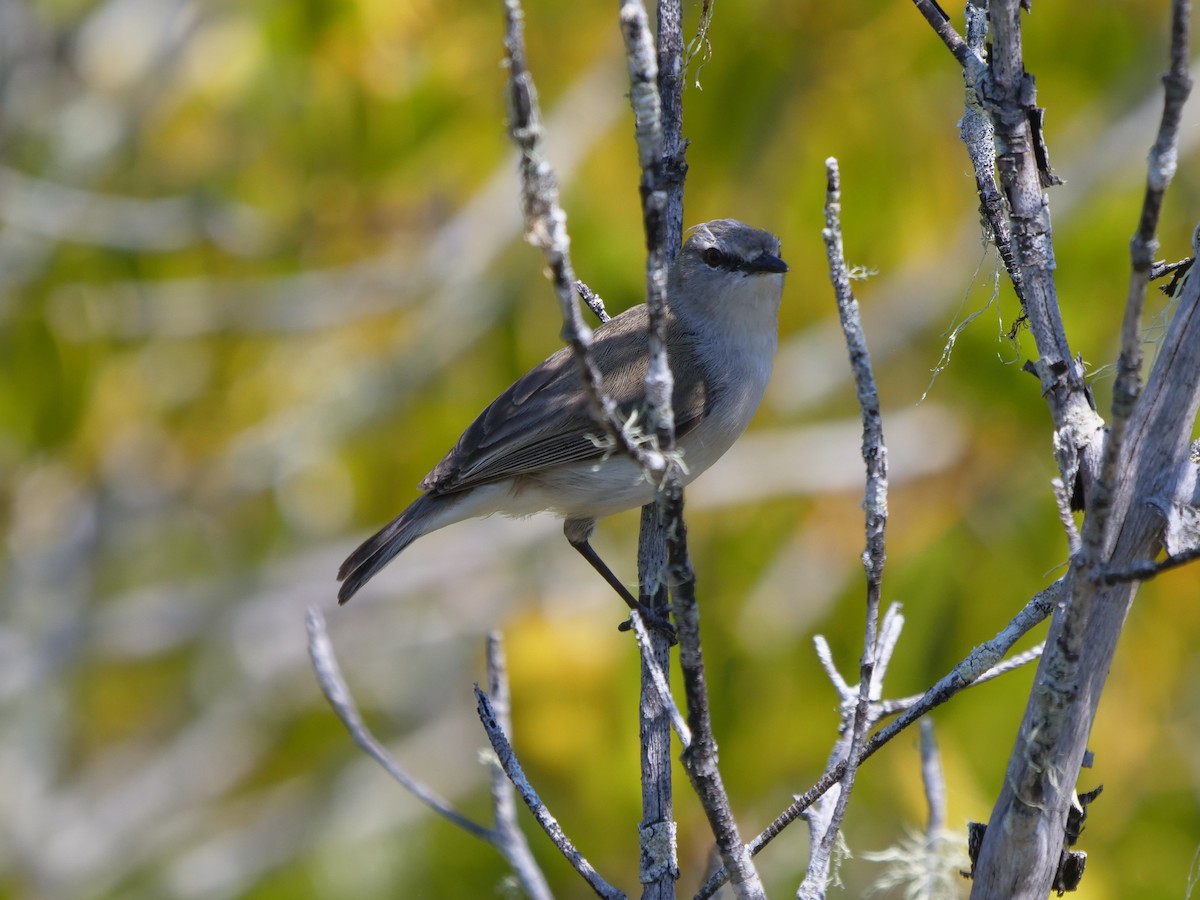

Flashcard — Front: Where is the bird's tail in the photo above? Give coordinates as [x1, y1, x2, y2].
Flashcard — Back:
[337, 493, 441, 604]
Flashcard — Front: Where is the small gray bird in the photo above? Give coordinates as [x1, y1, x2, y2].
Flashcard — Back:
[337, 219, 787, 609]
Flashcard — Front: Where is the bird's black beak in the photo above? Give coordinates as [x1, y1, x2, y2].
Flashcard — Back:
[749, 252, 789, 275]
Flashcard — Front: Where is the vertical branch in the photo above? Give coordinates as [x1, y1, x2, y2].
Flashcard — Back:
[918, 719, 949, 898]
[674, 513, 765, 900]
[618, 0, 673, 449]
[503, 6, 684, 888]
[655, 0, 688, 260]
[958, 2, 1028, 321]
[1104, 0, 1193, 546]
[623, 1, 687, 895]
[621, 3, 760, 895]
[969, 2, 1194, 896]
[636, 498, 677, 898]
[982, 3, 1070, 371]
[800, 157, 890, 898]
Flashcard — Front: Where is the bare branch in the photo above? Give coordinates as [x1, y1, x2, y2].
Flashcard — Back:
[1100, 0, 1195, 557]
[696, 578, 1060, 900]
[636, 501, 679, 898]
[872, 605, 906, 697]
[620, 2, 688, 896]
[800, 605, 905, 900]
[575, 279, 612, 323]
[618, 0, 673, 449]
[475, 685, 627, 900]
[1100, 544, 1200, 584]
[621, 2, 765, 896]
[671, 488, 765, 899]
[971, 4, 1196, 893]
[502, 0, 664, 476]
[798, 157, 891, 900]
[484, 633, 554, 900]
[628, 610, 691, 746]
[305, 608, 493, 842]
[1051, 476, 1082, 557]
[878, 643, 1044, 717]
[920, 719, 946, 841]
[909, 0, 987, 82]
[812, 635, 852, 698]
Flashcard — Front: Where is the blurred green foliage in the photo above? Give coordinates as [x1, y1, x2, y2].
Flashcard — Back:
[1, 0, 1198, 898]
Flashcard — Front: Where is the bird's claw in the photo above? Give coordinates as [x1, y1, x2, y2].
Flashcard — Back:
[618, 606, 677, 645]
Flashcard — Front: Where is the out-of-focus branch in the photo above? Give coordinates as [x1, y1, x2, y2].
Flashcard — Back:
[919, 718, 947, 856]
[0, 166, 272, 253]
[483, 633, 554, 900]
[799, 606, 904, 899]
[861, 718, 969, 898]
[312, 611, 573, 900]
[305, 608, 492, 841]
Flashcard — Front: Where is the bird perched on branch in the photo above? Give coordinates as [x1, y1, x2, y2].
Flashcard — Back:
[337, 219, 787, 619]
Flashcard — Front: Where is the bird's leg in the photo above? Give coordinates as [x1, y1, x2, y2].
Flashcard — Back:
[564, 524, 676, 645]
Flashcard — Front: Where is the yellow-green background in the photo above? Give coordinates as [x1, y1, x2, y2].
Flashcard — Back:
[2, 0, 1198, 897]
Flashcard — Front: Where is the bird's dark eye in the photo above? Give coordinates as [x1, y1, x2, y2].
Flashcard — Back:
[702, 247, 724, 268]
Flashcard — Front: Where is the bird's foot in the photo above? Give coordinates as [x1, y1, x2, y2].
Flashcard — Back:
[618, 604, 677, 645]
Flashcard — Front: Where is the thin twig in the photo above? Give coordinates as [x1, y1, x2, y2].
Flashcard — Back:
[872, 603, 906, 696]
[484, 633, 554, 900]
[800, 605, 904, 899]
[812, 635, 852, 698]
[502, 0, 664, 476]
[574, 279, 612, 323]
[859, 717, 966, 898]
[305, 608, 493, 842]
[909, 0, 987, 81]
[1051, 476, 1083, 556]
[878, 643, 1044, 716]
[476, 685, 628, 900]
[1100, 544, 1200, 584]
[671, 486, 764, 899]
[799, 156, 891, 899]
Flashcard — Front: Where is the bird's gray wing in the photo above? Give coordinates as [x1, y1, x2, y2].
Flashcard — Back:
[420, 307, 710, 495]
